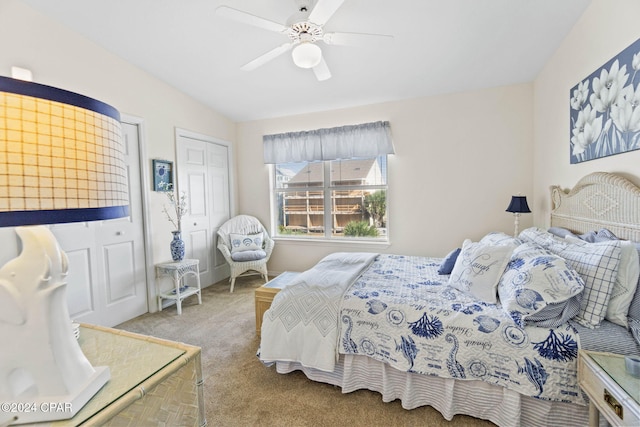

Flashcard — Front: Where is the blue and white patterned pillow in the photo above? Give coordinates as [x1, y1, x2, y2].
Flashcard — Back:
[448, 239, 516, 304]
[498, 243, 584, 327]
[230, 232, 264, 253]
[519, 227, 622, 328]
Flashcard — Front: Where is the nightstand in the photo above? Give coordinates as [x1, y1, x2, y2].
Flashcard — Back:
[255, 271, 300, 336]
[578, 350, 640, 427]
[156, 259, 202, 315]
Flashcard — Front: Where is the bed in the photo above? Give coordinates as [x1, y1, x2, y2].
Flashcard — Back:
[258, 171, 640, 427]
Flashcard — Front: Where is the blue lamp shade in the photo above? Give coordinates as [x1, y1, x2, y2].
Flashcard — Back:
[0, 76, 129, 227]
[506, 196, 531, 214]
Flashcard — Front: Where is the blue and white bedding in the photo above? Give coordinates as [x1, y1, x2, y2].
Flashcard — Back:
[339, 254, 584, 405]
[260, 227, 640, 407]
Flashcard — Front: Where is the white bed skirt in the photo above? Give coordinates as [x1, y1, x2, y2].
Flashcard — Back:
[275, 354, 589, 427]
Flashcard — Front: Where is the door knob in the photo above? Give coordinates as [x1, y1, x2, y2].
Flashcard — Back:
[116, 231, 124, 236]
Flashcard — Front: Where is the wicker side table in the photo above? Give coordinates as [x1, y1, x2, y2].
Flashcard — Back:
[156, 259, 202, 315]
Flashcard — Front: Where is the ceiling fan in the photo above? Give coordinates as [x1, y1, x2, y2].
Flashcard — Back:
[216, 0, 393, 81]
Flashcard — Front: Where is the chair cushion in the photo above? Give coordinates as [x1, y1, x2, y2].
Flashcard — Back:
[231, 249, 267, 262]
[230, 233, 263, 253]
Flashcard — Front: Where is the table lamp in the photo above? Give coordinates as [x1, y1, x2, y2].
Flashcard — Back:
[0, 76, 129, 424]
[506, 195, 531, 237]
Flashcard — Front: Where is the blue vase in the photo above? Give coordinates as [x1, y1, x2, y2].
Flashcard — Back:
[170, 230, 185, 261]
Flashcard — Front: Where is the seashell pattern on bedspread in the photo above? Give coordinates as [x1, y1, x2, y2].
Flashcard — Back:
[339, 254, 586, 405]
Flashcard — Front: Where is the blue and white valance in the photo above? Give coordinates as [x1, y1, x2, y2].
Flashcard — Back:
[263, 121, 394, 164]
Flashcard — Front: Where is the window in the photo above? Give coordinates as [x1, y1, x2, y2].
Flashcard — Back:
[264, 121, 394, 241]
[273, 156, 388, 240]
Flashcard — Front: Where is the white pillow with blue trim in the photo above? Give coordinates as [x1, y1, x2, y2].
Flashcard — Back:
[498, 243, 585, 327]
[448, 239, 516, 304]
[230, 232, 264, 253]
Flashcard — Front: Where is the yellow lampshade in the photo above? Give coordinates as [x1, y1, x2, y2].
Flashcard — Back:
[0, 76, 129, 227]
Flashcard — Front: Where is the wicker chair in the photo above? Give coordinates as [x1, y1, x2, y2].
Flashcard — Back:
[217, 215, 274, 292]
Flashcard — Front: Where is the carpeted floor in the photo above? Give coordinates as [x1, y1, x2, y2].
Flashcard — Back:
[116, 276, 495, 427]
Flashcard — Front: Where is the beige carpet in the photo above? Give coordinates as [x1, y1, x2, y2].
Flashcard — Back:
[116, 276, 495, 427]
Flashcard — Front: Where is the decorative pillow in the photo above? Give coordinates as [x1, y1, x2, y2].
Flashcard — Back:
[231, 249, 267, 262]
[596, 228, 619, 240]
[519, 227, 622, 328]
[519, 227, 560, 246]
[480, 231, 522, 247]
[438, 248, 461, 275]
[498, 243, 585, 327]
[575, 230, 640, 327]
[547, 226, 598, 242]
[230, 233, 263, 253]
[448, 239, 516, 304]
[579, 231, 599, 243]
[606, 240, 640, 326]
[547, 227, 578, 239]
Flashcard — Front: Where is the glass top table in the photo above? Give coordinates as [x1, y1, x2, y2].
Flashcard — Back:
[590, 352, 640, 406]
[45, 325, 186, 426]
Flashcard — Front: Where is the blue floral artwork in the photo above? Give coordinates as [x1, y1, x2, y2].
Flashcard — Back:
[570, 37, 640, 163]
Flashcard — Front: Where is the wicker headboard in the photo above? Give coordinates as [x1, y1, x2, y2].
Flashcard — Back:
[550, 172, 640, 242]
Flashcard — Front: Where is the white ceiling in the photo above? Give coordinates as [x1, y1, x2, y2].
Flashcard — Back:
[20, 0, 591, 122]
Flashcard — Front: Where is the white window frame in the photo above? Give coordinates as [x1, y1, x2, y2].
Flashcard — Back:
[270, 156, 389, 243]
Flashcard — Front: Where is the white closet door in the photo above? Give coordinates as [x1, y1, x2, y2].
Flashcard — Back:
[53, 121, 148, 326]
[208, 142, 232, 279]
[176, 129, 232, 288]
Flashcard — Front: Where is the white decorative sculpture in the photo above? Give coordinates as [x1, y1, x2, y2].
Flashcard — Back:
[0, 226, 109, 424]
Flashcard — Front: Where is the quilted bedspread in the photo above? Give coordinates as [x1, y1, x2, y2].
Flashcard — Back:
[259, 252, 378, 372]
[339, 254, 585, 405]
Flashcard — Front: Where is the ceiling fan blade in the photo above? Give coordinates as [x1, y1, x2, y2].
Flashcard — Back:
[323, 32, 394, 47]
[240, 43, 293, 71]
[308, 0, 345, 26]
[216, 6, 288, 33]
[312, 57, 332, 81]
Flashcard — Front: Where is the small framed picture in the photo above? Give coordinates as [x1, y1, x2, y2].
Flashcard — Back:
[153, 159, 173, 191]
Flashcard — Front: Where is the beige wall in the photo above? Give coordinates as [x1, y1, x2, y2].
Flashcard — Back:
[238, 84, 534, 273]
[533, 0, 640, 227]
[0, 0, 236, 264]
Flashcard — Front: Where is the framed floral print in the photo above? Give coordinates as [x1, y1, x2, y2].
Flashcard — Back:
[153, 159, 173, 191]
[570, 37, 640, 163]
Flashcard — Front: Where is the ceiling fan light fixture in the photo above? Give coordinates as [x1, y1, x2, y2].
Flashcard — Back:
[292, 42, 322, 68]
